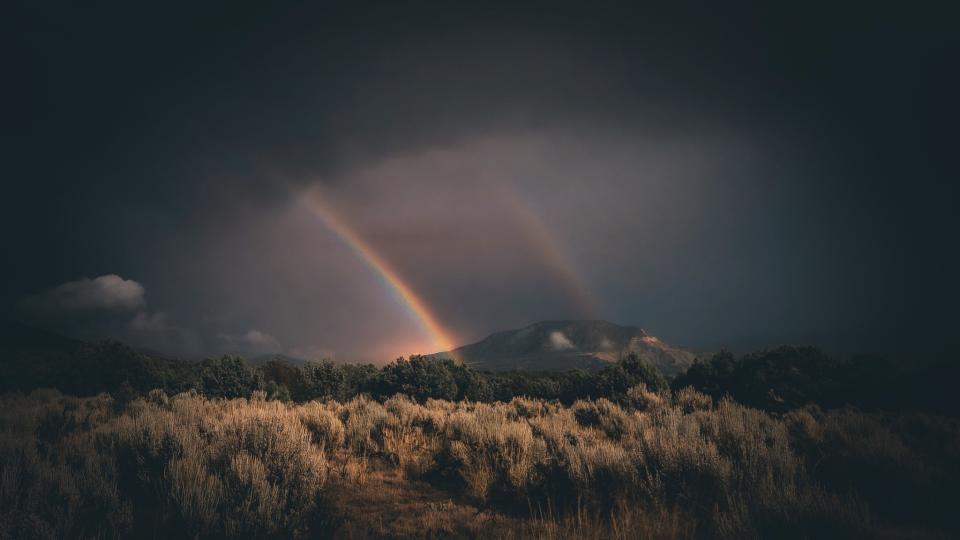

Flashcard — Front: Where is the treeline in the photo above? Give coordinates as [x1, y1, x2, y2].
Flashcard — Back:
[198, 352, 670, 406]
[675, 346, 960, 415]
[2, 339, 957, 415]
[205, 347, 960, 415]
[0, 339, 666, 406]
[0, 340, 198, 402]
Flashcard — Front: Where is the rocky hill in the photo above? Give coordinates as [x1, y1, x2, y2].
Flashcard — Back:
[443, 320, 697, 375]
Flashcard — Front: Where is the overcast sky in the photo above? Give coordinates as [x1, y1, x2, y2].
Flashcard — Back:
[4, 1, 957, 361]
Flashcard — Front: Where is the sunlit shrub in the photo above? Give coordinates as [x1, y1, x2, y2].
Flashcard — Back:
[297, 401, 346, 450]
[1, 385, 956, 538]
[340, 395, 390, 454]
[571, 398, 632, 440]
[625, 383, 664, 412]
[442, 405, 545, 502]
[674, 386, 712, 413]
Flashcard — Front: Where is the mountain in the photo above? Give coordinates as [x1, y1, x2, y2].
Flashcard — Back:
[442, 320, 698, 375]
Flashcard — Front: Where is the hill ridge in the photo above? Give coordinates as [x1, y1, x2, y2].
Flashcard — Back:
[441, 320, 696, 375]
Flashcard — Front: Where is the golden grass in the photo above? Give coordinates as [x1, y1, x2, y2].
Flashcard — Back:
[1, 386, 955, 538]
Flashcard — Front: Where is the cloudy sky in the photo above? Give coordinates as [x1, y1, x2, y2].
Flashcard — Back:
[4, 1, 957, 361]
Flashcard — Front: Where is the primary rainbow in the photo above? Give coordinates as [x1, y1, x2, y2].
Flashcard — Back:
[300, 189, 460, 360]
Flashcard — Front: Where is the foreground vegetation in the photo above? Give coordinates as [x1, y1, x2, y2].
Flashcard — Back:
[2, 384, 957, 539]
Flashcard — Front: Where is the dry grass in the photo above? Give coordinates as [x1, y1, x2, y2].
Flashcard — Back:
[1, 386, 956, 538]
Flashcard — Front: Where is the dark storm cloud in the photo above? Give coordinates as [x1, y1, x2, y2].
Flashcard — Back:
[15, 274, 200, 355]
[17, 275, 145, 320]
[4, 1, 957, 358]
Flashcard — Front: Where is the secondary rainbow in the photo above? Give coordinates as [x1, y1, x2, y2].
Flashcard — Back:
[299, 189, 460, 359]
[497, 187, 601, 318]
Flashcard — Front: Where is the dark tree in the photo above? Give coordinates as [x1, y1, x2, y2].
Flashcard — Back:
[301, 360, 347, 401]
[199, 355, 262, 399]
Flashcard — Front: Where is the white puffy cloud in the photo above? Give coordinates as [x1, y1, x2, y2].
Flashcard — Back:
[548, 331, 575, 350]
[17, 274, 145, 318]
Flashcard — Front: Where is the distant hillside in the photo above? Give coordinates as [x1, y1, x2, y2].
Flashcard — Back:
[0, 319, 84, 371]
[249, 353, 313, 367]
[0, 320, 196, 396]
[442, 320, 698, 375]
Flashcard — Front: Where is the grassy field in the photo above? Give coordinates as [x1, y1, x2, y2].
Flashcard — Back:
[1, 387, 957, 539]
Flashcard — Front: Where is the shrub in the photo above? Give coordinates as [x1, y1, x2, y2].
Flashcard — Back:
[674, 386, 712, 413]
[442, 405, 544, 503]
[339, 395, 390, 454]
[1, 384, 956, 538]
[626, 383, 664, 412]
[571, 398, 632, 440]
[297, 401, 346, 450]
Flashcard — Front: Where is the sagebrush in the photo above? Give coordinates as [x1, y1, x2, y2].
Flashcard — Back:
[1, 386, 956, 539]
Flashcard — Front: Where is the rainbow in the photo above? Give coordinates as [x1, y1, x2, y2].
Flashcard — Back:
[497, 188, 601, 318]
[299, 189, 460, 360]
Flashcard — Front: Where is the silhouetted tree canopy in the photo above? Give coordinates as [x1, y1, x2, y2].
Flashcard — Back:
[199, 355, 263, 399]
[3, 339, 957, 415]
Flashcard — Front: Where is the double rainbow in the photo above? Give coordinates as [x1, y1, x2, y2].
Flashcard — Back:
[300, 185, 600, 361]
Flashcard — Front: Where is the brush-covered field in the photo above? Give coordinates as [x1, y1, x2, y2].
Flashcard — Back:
[2, 386, 958, 539]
